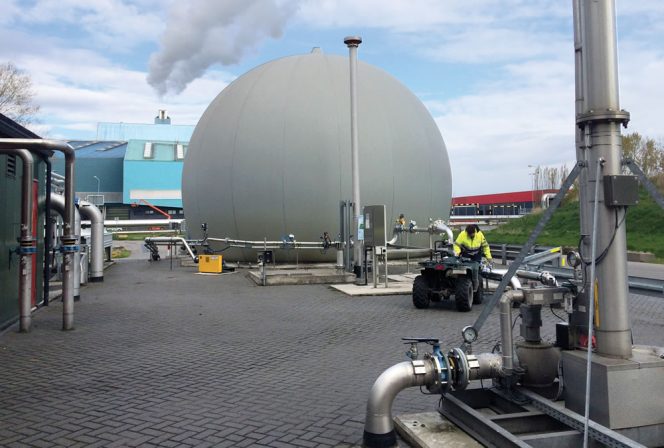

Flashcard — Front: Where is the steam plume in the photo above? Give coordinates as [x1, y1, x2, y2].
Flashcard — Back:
[148, 0, 297, 96]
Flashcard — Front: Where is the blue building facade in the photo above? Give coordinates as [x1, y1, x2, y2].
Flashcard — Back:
[52, 115, 195, 220]
[123, 140, 188, 209]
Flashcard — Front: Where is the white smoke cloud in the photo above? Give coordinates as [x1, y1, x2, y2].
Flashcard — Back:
[148, 0, 298, 96]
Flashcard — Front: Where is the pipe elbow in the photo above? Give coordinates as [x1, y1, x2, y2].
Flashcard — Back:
[364, 360, 436, 447]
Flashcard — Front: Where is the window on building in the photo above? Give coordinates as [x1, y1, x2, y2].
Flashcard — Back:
[175, 144, 184, 160]
[145, 209, 154, 215]
[143, 142, 153, 159]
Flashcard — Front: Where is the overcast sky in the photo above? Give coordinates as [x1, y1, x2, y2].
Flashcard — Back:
[2, 0, 663, 195]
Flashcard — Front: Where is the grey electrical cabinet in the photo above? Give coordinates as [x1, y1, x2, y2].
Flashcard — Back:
[363, 205, 387, 247]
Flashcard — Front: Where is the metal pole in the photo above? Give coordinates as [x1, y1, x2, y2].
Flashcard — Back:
[384, 248, 388, 288]
[406, 233, 410, 273]
[583, 158, 603, 448]
[576, 0, 631, 358]
[344, 36, 362, 276]
[43, 157, 52, 306]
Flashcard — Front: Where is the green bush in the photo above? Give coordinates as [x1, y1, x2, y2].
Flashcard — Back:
[484, 188, 664, 261]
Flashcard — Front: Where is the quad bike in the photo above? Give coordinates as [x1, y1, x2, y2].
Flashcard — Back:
[412, 240, 490, 312]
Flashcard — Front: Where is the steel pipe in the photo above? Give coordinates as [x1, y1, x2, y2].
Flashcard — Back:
[0, 148, 35, 332]
[50, 193, 81, 306]
[43, 156, 52, 306]
[363, 360, 437, 447]
[574, 0, 632, 358]
[207, 237, 341, 250]
[0, 139, 77, 330]
[499, 290, 525, 375]
[78, 200, 104, 281]
[144, 237, 198, 262]
[344, 35, 363, 275]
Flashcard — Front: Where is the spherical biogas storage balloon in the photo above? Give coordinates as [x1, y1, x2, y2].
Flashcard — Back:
[182, 50, 452, 261]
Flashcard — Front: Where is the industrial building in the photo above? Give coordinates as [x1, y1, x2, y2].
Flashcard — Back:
[451, 189, 559, 216]
[51, 111, 194, 222]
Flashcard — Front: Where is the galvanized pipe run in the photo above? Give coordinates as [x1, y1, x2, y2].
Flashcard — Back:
[0, 148, 35, 332]
[344, 35, 363, 275]
[51, 194, 82, 300]
[0, 139, 77, 330]
[499, 289, 525, 375]
[206, 237, 342, 250]
[363, 360, 437, 448]
[78, 200, 104, 282]
[144, 237, 199, 262]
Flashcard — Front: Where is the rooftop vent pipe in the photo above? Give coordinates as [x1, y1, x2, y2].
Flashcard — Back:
[155, 109, 171, 124]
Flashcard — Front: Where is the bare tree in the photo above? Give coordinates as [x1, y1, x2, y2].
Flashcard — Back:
[532, 164, 572, 191]
[0, 62, 40, 126]
[622, 132, 664, 190]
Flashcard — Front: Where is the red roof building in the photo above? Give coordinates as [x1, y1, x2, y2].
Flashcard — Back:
[451, 189, 558, 216]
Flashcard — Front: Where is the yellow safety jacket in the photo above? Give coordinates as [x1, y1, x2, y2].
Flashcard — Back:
[454, 230, 492, 261]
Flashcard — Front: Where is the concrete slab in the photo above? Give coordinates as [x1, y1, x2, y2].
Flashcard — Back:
[388, 273, 418, 282]
[330, 282, 413, 296]
[247, 268, 356, 285]
[395, 412, 483, 448]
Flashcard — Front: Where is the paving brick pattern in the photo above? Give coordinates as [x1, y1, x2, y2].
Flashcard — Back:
[1, 261, 663, 447]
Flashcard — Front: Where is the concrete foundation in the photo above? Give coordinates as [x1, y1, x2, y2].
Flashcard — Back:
[394, 412, 482, 448]
[562, 346, 664, 445]
[247, 268, 356, 286]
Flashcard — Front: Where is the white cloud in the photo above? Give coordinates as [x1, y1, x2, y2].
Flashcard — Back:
[0, 27, 230, 138]
[6, 0, 166, 50]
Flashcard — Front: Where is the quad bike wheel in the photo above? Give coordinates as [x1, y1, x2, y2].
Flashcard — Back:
[455, 277, 473, 312]
[413, 275, 431, 309]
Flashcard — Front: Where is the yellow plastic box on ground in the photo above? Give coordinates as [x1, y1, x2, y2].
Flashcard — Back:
[198, 255, 223, 273]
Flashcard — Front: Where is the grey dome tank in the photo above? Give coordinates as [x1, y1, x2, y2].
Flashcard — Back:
[182, 50, 452, 261]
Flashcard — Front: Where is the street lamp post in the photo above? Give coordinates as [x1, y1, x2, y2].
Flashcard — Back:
[527, 165, 539, 211]
[93, 175, 100, 194]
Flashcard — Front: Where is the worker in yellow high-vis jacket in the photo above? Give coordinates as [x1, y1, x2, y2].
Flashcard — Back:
[454, 224, 492, 264]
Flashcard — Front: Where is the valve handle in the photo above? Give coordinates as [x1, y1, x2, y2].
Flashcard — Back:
[401, 337, 440, 345]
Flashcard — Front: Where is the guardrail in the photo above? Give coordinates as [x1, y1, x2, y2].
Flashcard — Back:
[491, 243, 664, 297]
[490, 243, 563, 267]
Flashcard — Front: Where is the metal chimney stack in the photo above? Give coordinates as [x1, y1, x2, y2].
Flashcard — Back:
[573, 0, 632, 358]
[344, 36, 363, 276]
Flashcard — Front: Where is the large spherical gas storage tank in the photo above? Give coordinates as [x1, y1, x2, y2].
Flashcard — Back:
[183, 50, 452, 261]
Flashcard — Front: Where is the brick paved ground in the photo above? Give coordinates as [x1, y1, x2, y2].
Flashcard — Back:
[1, 260, 663, 447]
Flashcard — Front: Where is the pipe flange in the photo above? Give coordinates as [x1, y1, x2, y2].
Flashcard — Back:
[449, 347, 471, 390]
[426, 353, 450, 395]
[576, 109, 630, 127]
